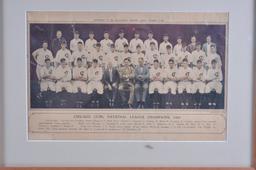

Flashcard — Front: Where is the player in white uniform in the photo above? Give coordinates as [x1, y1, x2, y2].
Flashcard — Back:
[191, 60, 207, 108]
[72, 58, 88, 94]
[55, 40, 72, 66]
[72, 41, 89, 67]
[84, 31, 97, 55]
[177, 58, 193, 108]
[90, 43, 105, 68]
[173, 36, 183, 58]
[129, 31, 144, 53]
[159, 34, 173, 55]
[144, 31, 158, 51]
[120, 44, 131, 67]
[54, 58, 72, 93]
[106, 44, 121, 69]
[39, 58, 56, 92]
[206, 44, 222, 69]
[161, 45, 175, 68]
[131, 45, 145, 67]
[205, 59, 223, 108]
[32, 41, 54, 80]
[149, 60, 164, 108]
[114, 30, 128, 53]
[87, 59, 104, 108]
[163, 58, 178, 108]
[191, 42, 206, 66]
[176, 44, 193, 66]
[145, 42, 160, 67]
[100, 31, 113, 55]
[69, 31, 84, 53]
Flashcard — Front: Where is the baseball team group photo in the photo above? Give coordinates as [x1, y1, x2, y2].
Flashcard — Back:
[29, 23, 226, 109]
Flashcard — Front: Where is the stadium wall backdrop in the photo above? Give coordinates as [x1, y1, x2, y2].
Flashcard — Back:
[29, 23, 226, 109]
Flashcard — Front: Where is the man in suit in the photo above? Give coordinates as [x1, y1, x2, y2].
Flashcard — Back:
[134, 57, 149, 108]
[51, 30, 66, 56]
[103, 61, 120, 107]
[202, 35, 216, 57]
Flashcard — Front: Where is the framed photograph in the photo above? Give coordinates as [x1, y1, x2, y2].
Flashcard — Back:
[0, 0, 255, 169]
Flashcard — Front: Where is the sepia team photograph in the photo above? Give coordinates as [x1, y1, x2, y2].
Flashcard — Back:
[29, 19, 226, 110]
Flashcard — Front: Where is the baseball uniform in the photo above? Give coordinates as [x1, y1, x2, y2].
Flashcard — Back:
[39, 65, 56, 92]
[72, 66, 88, 93]
[205, 67, 223, 94]
[54, 65, 72, 93]
[70, 38, 84, 53]
[87, 66, 104, 94]
[149, 67, 164, 94]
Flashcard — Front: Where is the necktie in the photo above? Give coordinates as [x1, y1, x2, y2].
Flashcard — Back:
[110, 69, 113, 82]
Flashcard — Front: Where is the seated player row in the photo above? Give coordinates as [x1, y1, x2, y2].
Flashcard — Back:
[39, 55, 223, 108]
[33, 40, 222, 81]
[52, 30, 217, 58]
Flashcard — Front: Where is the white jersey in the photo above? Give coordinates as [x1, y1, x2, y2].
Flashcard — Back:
[100, 39, 114, 54]
[177, 51, 193, 64]
[177, 67, 193, 81]
[88, 66, 103, 82]
[173, 44, 183, 57]
[54, 65, 72, 82]
[192, 50, 206, 65]
[84, 38, 97, 54]
[206, 67, 223, 82]
[70, 38, 84, 52]
[72, 49, 89, 66]
[115, 38, 128, 52]
[131, 52, 145, 66]
[161, 53, 175, 67]
[72, 66, 88, 80]
[207, 53, 222, 68]
[55, 48, 72, 64]
[159, 41, 172, 54]
[129, 38, 144, 53]
[32, 48, 53, 66]
[90, 49, 105, 61]
[145, 49, 160, 65]
[39, 66, 55, 81]
[144, 38, 158, 51]
[164, 66, 178, 81]
[120, 51, 132, 63]
[150, 67, 164, 81]
[192, 67, 206, 82]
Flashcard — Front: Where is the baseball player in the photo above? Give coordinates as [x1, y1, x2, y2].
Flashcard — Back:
[177, 58, 193, 108]
[55, 40, 72, 66]
[90, 43, 105, 68]
[72, 41, 89, 67]
[100, 31, 113, 55]
[191, 42, 206, 66]
[206, 44, 222, 69]
[176, 44, 193, 66]
[105, 44, 121, 68]
[54, 58, 72, 93]
[205, 59, 223, 108]
[114, 30, 128, 53]
[120, 44, 132, 66]
[163, 59, 178, 108]
[145, 42, 160, 67]
[149, 60, 164, 108]
[159, 34, 173, 55]
[87, 59, 104, 108]
[173, 36, 183, 57]
[131, 45, 145, 67]
[129, 31, 144, 53]
[191, 59, 207, 108]
[32, 41, 54, 80]
[39, 58, 56, 92]
[160, 45, 175, 68]
[144, 31, 158, 51]
[72, 57, 88, 94]
[84, 31, 97, 55]
[69, 31, 84, 53]
[187, 35, 197, 53]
